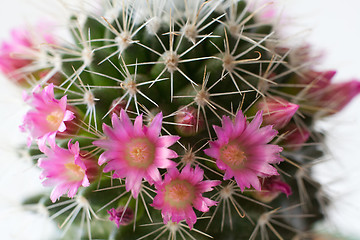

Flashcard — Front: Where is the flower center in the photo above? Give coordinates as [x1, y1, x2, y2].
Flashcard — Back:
[46, 110, 64, 131]
[65, 162, 85, 181]
[125, 138, 155, 168]
[164, 179, 195, 209]
[220, 141, 247, 170]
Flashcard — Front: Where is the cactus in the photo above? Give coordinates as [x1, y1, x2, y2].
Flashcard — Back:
[2, 0, 360, 239]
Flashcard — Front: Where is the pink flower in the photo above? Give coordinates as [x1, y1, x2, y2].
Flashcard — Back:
[152, 164, 220, 229]
[107, 207, 134, 228]
[38, 140, 97, 203]
[0, 24, 55, 85]
[204, 111, 283, 191]
[20, 83, 75, 149]
[93, 109, 180, 198]
[256, 97, 299, 130]
[252, 176, 292, 203]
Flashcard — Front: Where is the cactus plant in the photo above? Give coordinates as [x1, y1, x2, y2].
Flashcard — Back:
[2, 0, 360, 239]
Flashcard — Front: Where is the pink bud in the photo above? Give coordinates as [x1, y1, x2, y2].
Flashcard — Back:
[0, 23, 55, 86]
[299, 70, 336, 92]
[107, 207, 134, 228]
[306, 79, 360, 116]
[175, 106, 204, 136]
[39, 71, 63, 86]
[253, 176, 292, 203]
[281, 124, 310, 151]
[109, 97, 128, 116]
[257, 97, 299, 130]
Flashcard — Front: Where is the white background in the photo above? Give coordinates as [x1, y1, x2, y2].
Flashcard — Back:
[0, 0, 360, 239]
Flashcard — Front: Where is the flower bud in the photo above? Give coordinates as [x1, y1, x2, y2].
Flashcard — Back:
[257, 97, 299, 130]
[0, 23, 55, 86]
[252, 176, 292, 203]
[109, 97, 128, 116]
[107, 206, 134, 228]
[175, 106, 204, 136]
[281, 124, 310, 151]
[303, 79, 360, 116]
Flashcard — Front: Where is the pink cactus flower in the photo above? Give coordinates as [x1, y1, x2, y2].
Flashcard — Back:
[0, 24, 55, 85]
[93, 109, 180, 198]
[152, 164, 220, 229]
[20, 83, 75, 149]
[252, 176, 292, 203]
[204, 111, 283, 191]
[257, 97, 299, 130]
[38, 140, 97, 203]
[108, 207, 134, 228]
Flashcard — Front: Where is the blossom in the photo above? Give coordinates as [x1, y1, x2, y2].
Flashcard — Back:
[256, 97, 299, 129]
[38, 140, 97, 203]
[93, 109, 179, 198]
[152, 164, 220, 229]
[0, 24, 55, 85]
[20, 83, 75, 149]
[204, 111, 283, 191]
[108, 207, 134, 228]
[252, 176, 292, 203]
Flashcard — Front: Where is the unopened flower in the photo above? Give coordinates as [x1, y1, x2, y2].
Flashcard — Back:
[252, 176, 292, 203]
[305, 79, 360, 116]
[281, 124, 310, 151]
[108, 206, 134, 227]
[256, 97, 299, 130]
[175, 106, 204, 136]
[0, 24, 55, 85]
[93, 109, 179, 198]
[38, 140, 97, 203]
[109, 97, 128, 116]
[300, 70, 336, 88]
[20, 83, 75, 149]
[204, 111, 283, 191]
[152, 164, 220, 229]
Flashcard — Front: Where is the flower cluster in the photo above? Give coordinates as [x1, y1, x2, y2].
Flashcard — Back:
[2, 0, 359, 239]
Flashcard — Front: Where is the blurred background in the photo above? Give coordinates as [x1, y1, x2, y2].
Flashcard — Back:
[0, 0, 359, 239]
